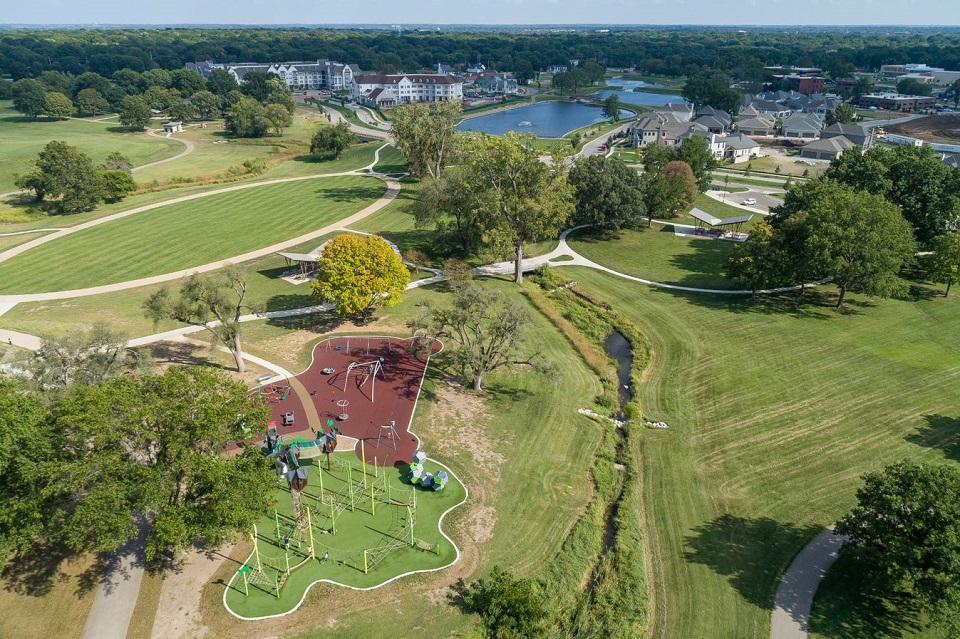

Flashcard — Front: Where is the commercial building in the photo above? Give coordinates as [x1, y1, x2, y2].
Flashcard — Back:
[879, 64, 960, 86]
[187, 60, 358, 91]
[352, 74, 463, 107]
[858, 93, 936, 112]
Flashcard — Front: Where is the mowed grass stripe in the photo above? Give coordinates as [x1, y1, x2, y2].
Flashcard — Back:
[0, 175, 384, 293]
[563, 266, 960, 639]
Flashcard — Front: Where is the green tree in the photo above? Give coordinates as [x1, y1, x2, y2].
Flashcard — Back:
[310, 121, 355, 159]
[450, 565, 550, 637]
[97, 170, 137, 203]
[780, 180, 917, 310]
[928, 233, 960, 297]
[118, 95, 152, 130]
[167, 99, 196, 122]
[224, 97, 269, 138]
[581, 61, 606, 85]
[207, 68, 239, 96]
[411, 284, 538, 391]
[170, 68, 206, 97]
[28, 322, 146, 390]
[896, 77, 932, 96]
[264, 102, 293, 136]
[682, 71, 742, 114]
[311, 234, 410, 320]
[143, 267, 260, 372]
[678, 135, 718, 192]
[852, 76, 873, 100]
[391, 101, 462, 180]
[825, 145, 960, 245]
[12, 78, 47, 118]
[414, 168, 493, 255]
[139, 68, 171, 89]
[726, 219, 784, 298]
[602, 94, 621, 122]
[14, 140, 103, 213]
[143, 86, 181, 111]
[189, 90, 221, 120]
[37, 70, 72, 94]
[826, 103, 857, 126]
[74, 88, 109, 115]
[949, 78, 960, 108]
[455, 133, 574, 283]
[99, 151, 132, 173]
[42, 91, 73, 119]
[238, 71, 273, 101]
[836, 462, 960, 635]
[568, 155, 646, 230]
[642, 160, 698, 224]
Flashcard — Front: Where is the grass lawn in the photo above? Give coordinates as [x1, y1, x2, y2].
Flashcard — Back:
[693, 193, 759, 222]
[0, 100, 182, 193]
[223, 457, 466, 618]
[0, 175, 385, 293]
[567, 226, 738, 290]
[0, 553, 98, 639]
[559, 266, 960, 638]
[731, 154, 828, 178]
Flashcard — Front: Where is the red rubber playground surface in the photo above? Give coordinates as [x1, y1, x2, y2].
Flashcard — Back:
[254, 336, 439, 468]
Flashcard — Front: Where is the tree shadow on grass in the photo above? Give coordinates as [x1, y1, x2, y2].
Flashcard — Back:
[652, 285, 836, 320]
[1, 543, 79, 597]
[310, 183, 386, 203]
[667, 237, 737, 290]
[808, 548, 931, 639]
[905, 414, 960, 462]
[683, 514, 822, 610]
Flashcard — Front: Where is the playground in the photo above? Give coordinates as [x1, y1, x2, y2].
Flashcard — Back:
[223, 335, 466, 620]
[249, 336, 441, 467]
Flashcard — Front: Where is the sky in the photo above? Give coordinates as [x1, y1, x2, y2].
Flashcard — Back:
[2, 0, 959, 26]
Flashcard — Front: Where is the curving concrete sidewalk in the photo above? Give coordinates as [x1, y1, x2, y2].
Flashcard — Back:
[135, 129, 195, 172]
[771, 529, 846, 639]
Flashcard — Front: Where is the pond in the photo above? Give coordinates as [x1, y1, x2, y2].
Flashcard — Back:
[457, 101, 626, 138]
[594, 88, 686, 108]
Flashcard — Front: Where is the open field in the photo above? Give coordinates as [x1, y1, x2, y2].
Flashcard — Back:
[568, 225, 737, 290]
[0, 175, 385, 293]
[0, 100, 182, 193]
[731, 154, 829, 177]
[552, 262, 960, 639]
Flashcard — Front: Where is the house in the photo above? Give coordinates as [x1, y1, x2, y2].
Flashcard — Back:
[736, 115, 777, 136]
[162, 121, 183, 133]
[695, 115, 730, 134]
[359, 86, 398, 108]
[660, 103, 695, 122]
[858, 93, 936, 112]
[466, 63, 486, 74]
[800, 136, 856, 160]
[943, 154, 960, 169]
[751, 99, 792, 119]
[436, 63, 454, 75]
[781, 112, 824, 139]
[822, 123, 874, 149]
[477, 74, 519, 95]
[352, 74, 463, 106]
[629, 113, 710, 148]
[719, 133, 761, 162]
[546, 65, 568, 74]
[187, 59, 358, 91]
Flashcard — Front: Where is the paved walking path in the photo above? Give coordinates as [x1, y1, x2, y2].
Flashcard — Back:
[0, 150, 397, 304]
[134, 129, 195, 172]
[321, 104, 393, 142]
[771, 529, 846, 639]
[80, 518, 150, 639]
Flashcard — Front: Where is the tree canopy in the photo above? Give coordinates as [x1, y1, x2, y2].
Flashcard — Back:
[310, 121, 355, 159]
[928, 232, 960, 297]
[837, 462, 960, 635]
[568, 155, 646, 231]
[311, 234, 410, 320]
[682, 71, 741, 114]
[390, 101, 462, 180]
[0, 369, 272, 567]
[15, 140, 105, 214]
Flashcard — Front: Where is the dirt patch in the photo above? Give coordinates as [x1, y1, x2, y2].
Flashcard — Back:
[144, 340, 269, 387]
[886, 114, 960, 144]
[429, 383, 504, 483]
[151, 546, 234, 639]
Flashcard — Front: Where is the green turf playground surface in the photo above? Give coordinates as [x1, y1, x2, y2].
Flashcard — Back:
[0, 100, 182, 193]
[0, 175, 385, 293]
[224, 456, 466, 619]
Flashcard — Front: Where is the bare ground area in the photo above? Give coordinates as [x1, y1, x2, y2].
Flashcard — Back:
[885, 114, 960, 143]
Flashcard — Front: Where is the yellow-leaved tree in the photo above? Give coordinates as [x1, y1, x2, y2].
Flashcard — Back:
[311, 234, 410, 320]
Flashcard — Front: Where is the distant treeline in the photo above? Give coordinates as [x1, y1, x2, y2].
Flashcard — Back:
[2, 29, 960, 80]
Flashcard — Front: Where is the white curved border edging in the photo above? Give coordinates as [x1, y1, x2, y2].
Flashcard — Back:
[221, 335, 469, 622]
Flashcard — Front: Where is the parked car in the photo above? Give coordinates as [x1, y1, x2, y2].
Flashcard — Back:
[741, 198, 757, 206]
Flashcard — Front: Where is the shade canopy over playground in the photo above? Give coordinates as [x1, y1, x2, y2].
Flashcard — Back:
[690, 208, 753, 233]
